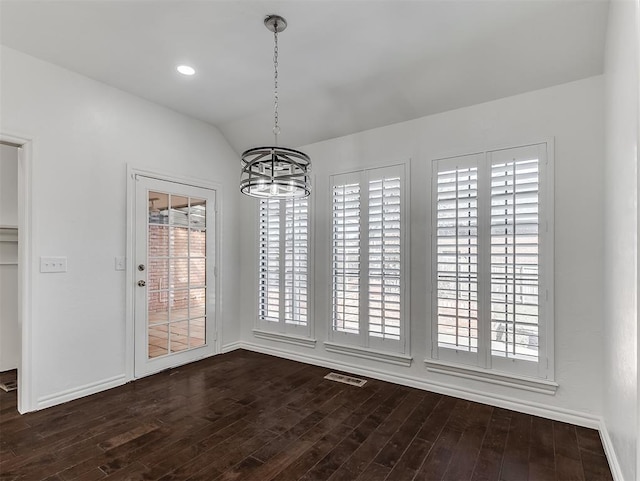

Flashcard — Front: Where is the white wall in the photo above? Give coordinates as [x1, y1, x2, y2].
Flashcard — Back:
[240, 75, 605, 424]
[603, 0, 640, 479]
[0, 144, 20, 371]
[0, 46, 241, 411]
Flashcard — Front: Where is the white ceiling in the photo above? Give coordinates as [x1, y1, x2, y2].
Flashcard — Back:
[0, 0, 609, 152]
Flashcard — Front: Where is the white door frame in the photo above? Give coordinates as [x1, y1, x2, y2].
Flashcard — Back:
[1, 132, 34, 414]
[125, 166, 223, 380]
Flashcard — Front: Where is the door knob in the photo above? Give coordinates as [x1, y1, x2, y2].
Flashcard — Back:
[138, 264, 145, 271]
[138, 280, 146, 287]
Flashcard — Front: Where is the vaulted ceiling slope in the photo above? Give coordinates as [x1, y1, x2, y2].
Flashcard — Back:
[0, 0, 608, 152]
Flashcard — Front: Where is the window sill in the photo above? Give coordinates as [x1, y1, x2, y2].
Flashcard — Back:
[324, 342, 413, 367]
[423, 359, 558, 395]
[252, 329, 316, 349]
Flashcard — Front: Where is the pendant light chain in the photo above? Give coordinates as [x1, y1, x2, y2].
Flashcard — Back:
[273, 26, 280, 144]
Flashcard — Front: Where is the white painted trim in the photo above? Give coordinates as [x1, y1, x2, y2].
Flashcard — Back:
[599, 419, 625, 481]
[221, 341, 243, 353]
[238, 341, 600, 429]
[0, 227, 18, 242]
[36, 374, 127, 410]
[424, 359, 558, 395]
[1, 133, 34, 413]
[252, 329, 317, 348]
[324, 341, 413, 367]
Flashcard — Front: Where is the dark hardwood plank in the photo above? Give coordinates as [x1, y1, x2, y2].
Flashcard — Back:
[553, 421, 585, 481]
[499, 411, 532, 481]
[0, 351, 613, 481]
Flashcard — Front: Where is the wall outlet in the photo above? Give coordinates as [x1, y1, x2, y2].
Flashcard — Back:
[115, 256, 126, 271]
[40, 256, 67, 273]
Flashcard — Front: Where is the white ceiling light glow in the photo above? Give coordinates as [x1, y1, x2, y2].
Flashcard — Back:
[177, 65, 195, 76]
[240, 15, 311, 199]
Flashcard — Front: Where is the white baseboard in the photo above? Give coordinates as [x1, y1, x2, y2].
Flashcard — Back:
[221, 341, 243, 353]
[236, 341, 601, 429]
[598, 420, 625, 481]
[36, 374, 127, 411]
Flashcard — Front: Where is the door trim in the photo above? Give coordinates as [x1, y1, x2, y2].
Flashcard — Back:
[126, 165, 223, 381]
[1, 132, 34, 413]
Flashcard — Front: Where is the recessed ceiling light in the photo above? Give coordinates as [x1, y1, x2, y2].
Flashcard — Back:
[177, 65, 195, 76]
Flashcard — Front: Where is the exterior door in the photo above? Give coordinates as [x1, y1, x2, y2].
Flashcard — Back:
[134, 175, 216, 378]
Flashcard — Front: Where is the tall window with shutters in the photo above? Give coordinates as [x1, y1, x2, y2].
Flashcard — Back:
[258, 197, 310, 335]
[432, 143, 553, 379]
[331, 164, 407, 355]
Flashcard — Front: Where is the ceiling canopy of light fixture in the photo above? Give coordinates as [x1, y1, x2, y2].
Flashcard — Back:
[240, 15, 311, 199]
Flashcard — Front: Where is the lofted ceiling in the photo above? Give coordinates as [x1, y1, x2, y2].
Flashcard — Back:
[0, 0, 609, 152]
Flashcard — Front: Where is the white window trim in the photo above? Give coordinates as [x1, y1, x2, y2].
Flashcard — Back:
[428, 140, 555, 383]
[255, 192, 315, 339]
[423, 359, 558, 394]
[326, 161, 411, 361]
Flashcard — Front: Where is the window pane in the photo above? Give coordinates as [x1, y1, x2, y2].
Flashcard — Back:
[369, 176, 401, 340]
[284, 197, 309, 326]
[435, 165, 479, 352]
[490, 157, 539, 362]
[258, 199, 280, 322]
[332, 183, 361, 334]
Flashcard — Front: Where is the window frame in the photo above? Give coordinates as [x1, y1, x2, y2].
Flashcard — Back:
[327, 162, 410, 361]
[429, 141, 555, 382]
[254, 195, 314, 341]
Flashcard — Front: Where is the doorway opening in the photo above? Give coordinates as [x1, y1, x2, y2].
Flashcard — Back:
[0, 136, 31, 414]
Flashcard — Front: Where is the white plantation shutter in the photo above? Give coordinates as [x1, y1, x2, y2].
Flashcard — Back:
[490, 148, 540, 362]
[332, 182, 361, 334]
[435, 158, 479, 352]
[258, 198, 309, 329]
[331, 164, 406, 352]
[368, 176, 402, 341]
[259, 199, 280, 322]
[432, 143, 550, 378]
[285, 198, 309, 326]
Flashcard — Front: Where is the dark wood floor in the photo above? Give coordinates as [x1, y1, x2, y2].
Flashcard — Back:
[0, 350, 612, 481]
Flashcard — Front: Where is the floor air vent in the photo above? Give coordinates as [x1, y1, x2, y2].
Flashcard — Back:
[324, 372, 367, 387]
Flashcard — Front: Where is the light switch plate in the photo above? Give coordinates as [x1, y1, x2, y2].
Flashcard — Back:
[115, 256, 126, 271]
[40, 256, 67, 273]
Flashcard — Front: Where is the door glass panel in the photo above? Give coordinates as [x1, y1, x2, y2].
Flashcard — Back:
[169, 258, 189, 289]
[170, 321, 189, 352]
[149, 192, 169, 225]
[190, 228, 206, 257]
[148, 324, 168, 358]
[148, 291, 169, 324]
[190, 198, 206, 228]
[190, 258, 206, 286]
[170, 289, 189, 321]
[190, 318, 206, 347]
[170, 195, 189, 226]
[147, 191, 208, 359]
[148, 259, 168, 291]
[190, 288, 206, 318]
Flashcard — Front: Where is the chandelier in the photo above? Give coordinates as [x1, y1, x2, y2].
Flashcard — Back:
[240, 15, 311, 198]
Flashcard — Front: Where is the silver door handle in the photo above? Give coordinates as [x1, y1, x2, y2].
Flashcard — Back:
[138, 280, 146, 287]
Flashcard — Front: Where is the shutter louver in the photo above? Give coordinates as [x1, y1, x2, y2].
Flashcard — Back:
[490, 157, 539, 362]
[258, 199, 280, 322]
[284, 198, 308, 326]
[368, 177, 401, 340]
[436, 165, 479, 352]
[332, 183, 361, 334]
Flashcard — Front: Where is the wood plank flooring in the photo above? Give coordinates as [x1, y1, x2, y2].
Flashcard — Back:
[0, 350, 613, 480]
